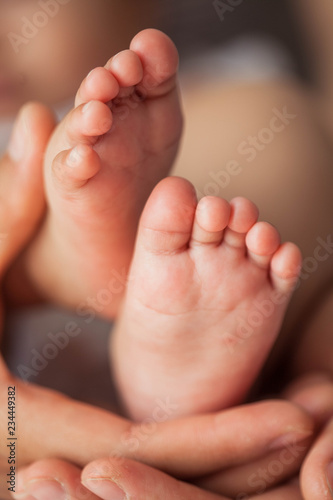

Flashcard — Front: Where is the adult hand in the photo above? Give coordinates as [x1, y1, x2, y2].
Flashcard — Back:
[5, 397, 313, 499]
[285, 373, 333, 500]
[13, 457, 304, 500]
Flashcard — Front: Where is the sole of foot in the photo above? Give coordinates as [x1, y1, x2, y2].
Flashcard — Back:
[112, 176, 302, 420]
[26, 29, 183, 318]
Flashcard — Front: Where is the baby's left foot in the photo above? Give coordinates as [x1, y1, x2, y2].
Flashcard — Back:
[25, 29, 182, 318]
[112, 177, 302, 420]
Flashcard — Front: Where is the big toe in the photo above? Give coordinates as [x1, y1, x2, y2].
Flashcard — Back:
[138, 176, 197, 254]
[130, 29, 179, 97]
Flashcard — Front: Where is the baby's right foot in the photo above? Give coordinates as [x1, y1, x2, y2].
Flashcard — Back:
[112, 177, 302, 420]
[26, 30, 182, 318]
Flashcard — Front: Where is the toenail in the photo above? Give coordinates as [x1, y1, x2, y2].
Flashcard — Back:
[25, 479, 67, 500]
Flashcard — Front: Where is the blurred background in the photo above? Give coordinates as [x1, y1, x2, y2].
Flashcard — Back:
[157, 0, 308, 80]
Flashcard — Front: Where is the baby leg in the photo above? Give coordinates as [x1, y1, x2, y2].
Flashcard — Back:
[111, 177, 301, 420]
[24, 30, 182, 319]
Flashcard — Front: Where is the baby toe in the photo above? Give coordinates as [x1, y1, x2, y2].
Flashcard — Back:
[224, 197, 259, 249]
[106, 49, 144, 88]
[191, 196, 230, 246]
[270, 242, 302, 294]
[246, 222, 281, 268]
[75, 67, 119, 107]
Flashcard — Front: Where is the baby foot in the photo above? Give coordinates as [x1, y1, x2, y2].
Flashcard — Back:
[111, 177, 302, 420]
[26, 29, 182, 318]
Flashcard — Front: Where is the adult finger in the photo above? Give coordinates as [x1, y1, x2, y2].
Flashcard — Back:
[284, 372, 333, 428]
[12, 459, 100, 500]
[196, 432, 311, 498]
[250, 480, 303, 499]
[82, 457, 228, 500]
[284, 373, 333, 499]
[300, 418, 333, 500]
[0, 381, 314, 478]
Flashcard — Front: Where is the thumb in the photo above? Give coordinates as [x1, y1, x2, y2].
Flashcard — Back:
[0, 102, 54, 377]
[0, 102, 55, 275]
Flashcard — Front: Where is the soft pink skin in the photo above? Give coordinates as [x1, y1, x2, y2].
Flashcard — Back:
[0, 163, 311, 499]
[14, 458, 304, 500]
[24, 29, 183, 318]
[12, 400, 313, 500]
[112, 176, 302, 421]
[285, 373, 333, 500]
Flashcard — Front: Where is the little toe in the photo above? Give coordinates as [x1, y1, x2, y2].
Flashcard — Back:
[75, 67, 120, 107]
[51, 144, 101, 192]
[130, 29, 179, 97]
[246, 222, 281, 268]
[191, 196, 230, 246]
[73, 101, 112, 139]
[224, 197, 259, 249]
[138, 176, 197, 255]
[270, 242, 302, 294]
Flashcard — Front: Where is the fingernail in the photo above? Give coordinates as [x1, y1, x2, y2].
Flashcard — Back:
[326, 461, 333, 497]
[268, 429, 313, 451]
[83, 478, 126, 499]
[8, 107, 27, 162]
[26, 479, 67, 500]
